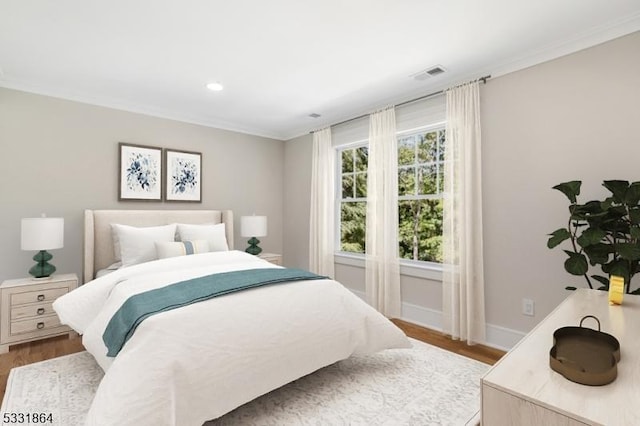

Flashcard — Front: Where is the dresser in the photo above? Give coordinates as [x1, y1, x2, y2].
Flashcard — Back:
[481, 288, 640, 425]
[0, 273, 78, 353]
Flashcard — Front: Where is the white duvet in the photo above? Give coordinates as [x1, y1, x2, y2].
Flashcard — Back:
[53, 251, 410, 426]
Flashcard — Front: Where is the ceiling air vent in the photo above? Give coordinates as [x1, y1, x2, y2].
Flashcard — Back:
[426, 66, 445, 76]
[411, 65, 446, 81]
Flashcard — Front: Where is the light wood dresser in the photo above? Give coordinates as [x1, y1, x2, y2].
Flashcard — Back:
[481, 288, 640, 425]
[0, 273, 78, 353]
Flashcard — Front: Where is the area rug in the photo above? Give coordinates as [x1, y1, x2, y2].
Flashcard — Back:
[2, 339, 488, 425]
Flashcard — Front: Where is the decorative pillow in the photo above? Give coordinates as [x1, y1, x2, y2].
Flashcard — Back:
[176, 223, 229, 252]
[156, 240, 210, 259]
[111, 224, 177, 267]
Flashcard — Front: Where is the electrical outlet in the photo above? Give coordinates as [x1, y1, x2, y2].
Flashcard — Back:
[522, 298, 535, 316]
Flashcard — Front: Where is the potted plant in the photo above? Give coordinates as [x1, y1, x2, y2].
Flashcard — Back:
[547, 180, 640, 294]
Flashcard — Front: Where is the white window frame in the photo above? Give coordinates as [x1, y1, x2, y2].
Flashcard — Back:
[335, 140, 368, 254]
[334, 123, 446, 281]
[397, 124, 446, 264]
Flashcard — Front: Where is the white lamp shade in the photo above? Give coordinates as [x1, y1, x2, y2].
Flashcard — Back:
[241, 216, 267, 238]
[21, 217, 64, 251]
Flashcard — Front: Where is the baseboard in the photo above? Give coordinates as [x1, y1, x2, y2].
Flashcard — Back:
[348, 288, 525, 351]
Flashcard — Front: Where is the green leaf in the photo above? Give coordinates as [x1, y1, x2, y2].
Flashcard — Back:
[563, 250, 589, 276]
[603, 180, 629, 204]
[597, 285, 607, 291]
[547, 228, 571, 249]
[600, 198, 614, 210]
[591, 275, 610, 287]
[553, 181, 581, 204]
[571, 201, 605, 221]
[606, 259, 631, 283]
[616, 243, 640, 261]
[608, 205, 628, 217]
[630, 227, 640, 239]
[582, 201, 604, 213]
[565, 286, 577, 291]
[576, 228, 606, 247]
[583, 243, 611, 265]
[626, 182, 640, 206]
[629, 208, 640, 225]
[630, 287, 640, 295]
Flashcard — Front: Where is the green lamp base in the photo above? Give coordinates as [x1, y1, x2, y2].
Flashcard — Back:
[28, 250, 56, 279]
[245, 237, 263, 255]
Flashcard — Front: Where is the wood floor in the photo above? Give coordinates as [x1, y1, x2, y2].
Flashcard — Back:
[0, 320, 505, 403]
[391, 319, 505, 365]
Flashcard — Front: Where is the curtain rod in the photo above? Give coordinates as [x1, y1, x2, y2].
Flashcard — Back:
[310, 75, 491, 133]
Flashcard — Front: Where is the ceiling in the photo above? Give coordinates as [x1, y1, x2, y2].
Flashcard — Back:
[1, 1, 639, 140]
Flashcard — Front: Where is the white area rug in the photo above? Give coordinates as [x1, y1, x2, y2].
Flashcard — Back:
[2, 339, 488, 425]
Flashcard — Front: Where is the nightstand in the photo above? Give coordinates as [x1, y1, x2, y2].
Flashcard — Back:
[0, 273, 78, 353]
[258, 253, 282, 266]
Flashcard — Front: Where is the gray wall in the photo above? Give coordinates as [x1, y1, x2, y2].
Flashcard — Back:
[282, 133, 313, 270]
[283, 31, 640, 343]
[0, 88, 284, 283]
[482, 30, 640, 332]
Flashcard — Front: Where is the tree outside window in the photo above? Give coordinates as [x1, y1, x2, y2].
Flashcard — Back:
[338, 128, 445, 263]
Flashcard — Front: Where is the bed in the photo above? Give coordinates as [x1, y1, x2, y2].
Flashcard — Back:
[54, 209, 411, 426]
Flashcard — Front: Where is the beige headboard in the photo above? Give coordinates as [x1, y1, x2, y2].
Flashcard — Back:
[84, 209, 234, 283]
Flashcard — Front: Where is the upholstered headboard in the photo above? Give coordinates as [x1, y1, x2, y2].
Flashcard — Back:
[83, 209, 234, 283]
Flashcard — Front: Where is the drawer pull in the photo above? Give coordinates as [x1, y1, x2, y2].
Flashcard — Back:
[37, 322, 45, 329]
[37, 295, 45, 301]
[37, 308, 45, 315]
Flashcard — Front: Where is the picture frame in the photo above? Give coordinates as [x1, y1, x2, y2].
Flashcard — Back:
[118, 143, 163, 201]
[164, 149, 202, 202]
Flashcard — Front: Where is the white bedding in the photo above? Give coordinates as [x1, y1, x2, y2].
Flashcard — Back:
[53, 251, 411, 426]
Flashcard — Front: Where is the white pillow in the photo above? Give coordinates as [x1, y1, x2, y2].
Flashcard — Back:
[111, 224, 177, 267]
[176, 223, 229, 252]
[156, 240, 210, 259]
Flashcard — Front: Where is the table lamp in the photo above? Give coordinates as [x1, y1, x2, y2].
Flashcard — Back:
[240, 215, 267, 255]
[21, 216, 64, 279]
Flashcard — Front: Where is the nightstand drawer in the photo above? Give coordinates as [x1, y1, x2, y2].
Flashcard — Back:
[10, 286, 69, 306]
[11, 302, 54, 321]
[10, 315, 61, 335]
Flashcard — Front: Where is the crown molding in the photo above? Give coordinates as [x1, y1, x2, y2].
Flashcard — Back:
[0, 80, 288, 141]
[486, 11, 640, 80]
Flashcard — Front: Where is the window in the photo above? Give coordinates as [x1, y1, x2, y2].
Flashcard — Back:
[337, 127, 446, 263]
[397, 128, 445, 262]
[339, 145, 368, 253]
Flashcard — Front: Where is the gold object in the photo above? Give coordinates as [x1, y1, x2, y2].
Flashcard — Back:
[609, 275, 624, 305]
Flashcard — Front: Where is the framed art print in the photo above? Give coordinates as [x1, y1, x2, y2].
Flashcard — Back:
[165, 149, 202, 202]
[119, 143, 162, 201]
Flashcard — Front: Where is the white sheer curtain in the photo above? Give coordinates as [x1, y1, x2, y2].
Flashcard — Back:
[365, 108, 401, 318]
[309, 127, 335, 277]
[442, 82, 486, 345]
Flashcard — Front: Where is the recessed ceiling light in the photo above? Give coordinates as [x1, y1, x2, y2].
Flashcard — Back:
[206, 82, 224, 91]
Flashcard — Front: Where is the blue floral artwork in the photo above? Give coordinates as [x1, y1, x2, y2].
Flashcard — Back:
[126, 152, 158, 192]
[119, 143, 162, 200]
[166, 150, 202, 202]
[171, 158, 198, 194]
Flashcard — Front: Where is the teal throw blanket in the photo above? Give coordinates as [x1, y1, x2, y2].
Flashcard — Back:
[103, 268, 326, 357]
